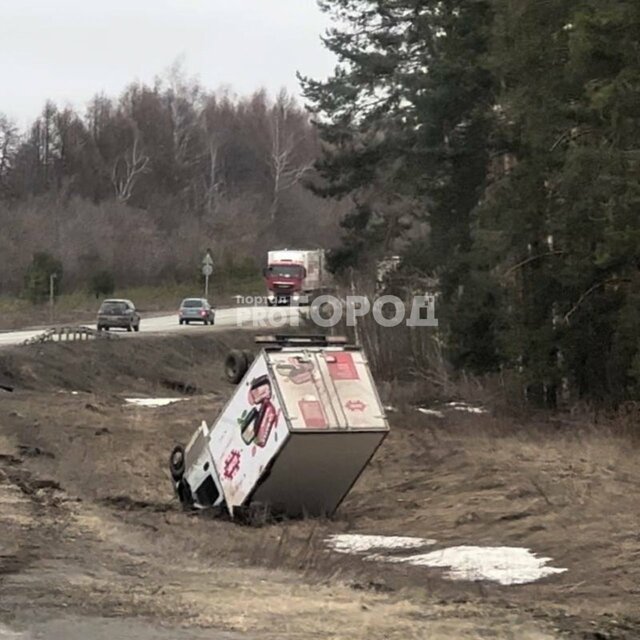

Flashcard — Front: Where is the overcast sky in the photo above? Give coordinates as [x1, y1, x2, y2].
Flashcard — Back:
[0, 0, 338, 127]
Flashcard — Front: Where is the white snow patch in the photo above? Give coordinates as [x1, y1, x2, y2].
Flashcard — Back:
[327, 534, 436, 554]
[124, 398, 185, 408]
[417, 407, 445, 418]
[325, 534, 567, 586]
[377, 545, 567, 585]
[446, 402, 488, 415]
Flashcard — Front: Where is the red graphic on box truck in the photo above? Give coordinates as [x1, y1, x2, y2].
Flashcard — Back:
[223, 450, 241, 480]
[299, 399, 328, 428]
[345, 399, 367, 412]
[326, 352, 359, 380]
[238, 375, 279, 448]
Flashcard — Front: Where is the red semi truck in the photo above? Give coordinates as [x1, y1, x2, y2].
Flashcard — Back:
[263, 249, 330, 305]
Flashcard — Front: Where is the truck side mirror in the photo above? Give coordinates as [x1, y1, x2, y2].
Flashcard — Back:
[263, 267, 270, 277]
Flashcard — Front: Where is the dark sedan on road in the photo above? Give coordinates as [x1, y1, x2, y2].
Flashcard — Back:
[179, 298, 215, 325]
[97, 299, 140, 332]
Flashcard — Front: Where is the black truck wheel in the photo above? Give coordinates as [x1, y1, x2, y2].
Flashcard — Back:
[225, 350, 248, 384]
[176, 478, 193, 508]
[169, 444, 186, 481]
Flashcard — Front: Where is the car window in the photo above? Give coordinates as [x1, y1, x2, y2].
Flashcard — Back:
[100, 301, 127, 313]
[182, 299, 204, 308]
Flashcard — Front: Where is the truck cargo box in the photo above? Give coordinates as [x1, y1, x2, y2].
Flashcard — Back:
[171, 337, 389, 518]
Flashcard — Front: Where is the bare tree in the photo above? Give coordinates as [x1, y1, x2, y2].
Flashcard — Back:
[111, 129, 149, 203]
[267, 92, 314, 220]
[0, 114, 19, 184]
[164, 58, 201, 169]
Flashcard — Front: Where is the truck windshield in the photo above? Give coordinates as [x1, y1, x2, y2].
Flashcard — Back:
[268, 265, 304, 278]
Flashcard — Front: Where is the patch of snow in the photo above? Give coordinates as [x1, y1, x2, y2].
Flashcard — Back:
[377, 545, 567, 585]
[417, 407, 445, 418]
[327, 533, 436, 557]
[0, 624, 24, 638]
[124, 398, 185, 408]
[327, 534, 436, 554]
[325, 534, 567, 586]
[446, 402, 488, 415]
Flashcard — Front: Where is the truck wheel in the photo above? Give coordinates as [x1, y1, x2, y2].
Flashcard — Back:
[134, 323, 140, 332]
[242, 349, 255, 366]
[169, 444, 186, 481]
[177, 478, 193, 508]
[127, 324, 132, 332]
[225, 350, 248, 384]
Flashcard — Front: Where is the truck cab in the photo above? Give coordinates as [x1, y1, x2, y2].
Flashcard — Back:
[263, 261, 307, 306]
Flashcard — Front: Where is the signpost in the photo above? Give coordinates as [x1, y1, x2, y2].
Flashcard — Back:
[49, 273, 58, 324]
[202, 252, 214, 299]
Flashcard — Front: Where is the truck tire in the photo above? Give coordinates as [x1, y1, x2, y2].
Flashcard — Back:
[177, 478, 193, 508]
[225, 350, 248, 384]
[242, 349, 254, 366]
[169, 444, 186, 481]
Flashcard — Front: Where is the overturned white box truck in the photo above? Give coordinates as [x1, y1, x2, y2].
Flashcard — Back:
[169, 335, 389, 518]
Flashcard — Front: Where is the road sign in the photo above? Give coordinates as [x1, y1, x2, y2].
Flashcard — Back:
[202, 253, 214, 298]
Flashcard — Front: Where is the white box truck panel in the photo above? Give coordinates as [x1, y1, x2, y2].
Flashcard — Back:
[270, 350, 386, 430]
[206, 355, 290, 514]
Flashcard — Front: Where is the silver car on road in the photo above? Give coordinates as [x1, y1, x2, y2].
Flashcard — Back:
[179, 298, 215, 325]
[97, 299, 140, 332]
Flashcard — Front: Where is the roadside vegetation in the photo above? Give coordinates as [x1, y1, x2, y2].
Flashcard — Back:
[304, 0, 640, 411]
[0, 273, 263, 330]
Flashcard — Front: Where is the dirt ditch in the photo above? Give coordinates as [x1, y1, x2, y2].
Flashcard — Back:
[0, 333, 638, 639]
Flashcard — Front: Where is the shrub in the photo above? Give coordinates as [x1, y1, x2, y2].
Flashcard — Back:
[23, 252, 63, 304]
[89, 270, 115, 299]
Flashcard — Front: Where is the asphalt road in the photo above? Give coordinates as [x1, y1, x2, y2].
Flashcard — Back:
[0, 306, 303, 348]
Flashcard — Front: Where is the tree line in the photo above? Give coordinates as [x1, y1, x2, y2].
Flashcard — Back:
[0, 66, 343, 294]
[303, 0, 640, 406]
